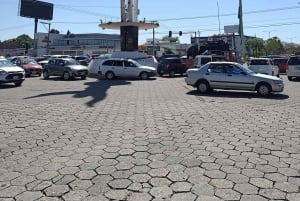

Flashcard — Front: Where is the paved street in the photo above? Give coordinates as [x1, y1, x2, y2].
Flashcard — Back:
[0, 75, 299, 201]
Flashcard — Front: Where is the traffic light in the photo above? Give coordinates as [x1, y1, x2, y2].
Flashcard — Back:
[179, 31, 182, 36]
[168, 31, 172, 38]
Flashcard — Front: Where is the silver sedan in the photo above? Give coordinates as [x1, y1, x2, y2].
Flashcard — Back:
[185, 61, 284, 96]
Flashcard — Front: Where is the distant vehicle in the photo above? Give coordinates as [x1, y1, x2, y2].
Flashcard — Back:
[157, 54, 180, 62]
[98, 58, 156, 80]
[43, 58, 88, 80]
[72, 55, 90, 66]
[38, 55, 72, 67]
[185, 61, 284, 96]
[272, 57, 288, 73]
[248, 58, 279, 77]
[157, 57, 187, 77]
[15, 57, 43, 77]
[0, 58, 25, 86]
[287, 55, 300, 81]
[194, 55, 227, 68]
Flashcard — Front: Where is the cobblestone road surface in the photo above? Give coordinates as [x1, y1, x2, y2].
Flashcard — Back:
[0, 75, 299, 201]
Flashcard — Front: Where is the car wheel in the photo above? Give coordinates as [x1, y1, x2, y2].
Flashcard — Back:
[257, 83, 271, 96]
[288, 76, 293, 81]
[158, 73, 163, 77]
[197, 80, 210, 93]
[169, 70, 175, 77]
[140, 72, 149, 80]
[81, 75, 86, 80]
[105, 71, 115, 80]
[14, 81, 23, 87]
[63, 71, 71, 80]
[43, 70, 49, 79]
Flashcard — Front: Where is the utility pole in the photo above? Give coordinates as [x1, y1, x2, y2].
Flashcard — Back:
[40, 21, 51, 55]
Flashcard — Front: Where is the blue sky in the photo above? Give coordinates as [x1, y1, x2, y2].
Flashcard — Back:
[1, 0, 300, 44]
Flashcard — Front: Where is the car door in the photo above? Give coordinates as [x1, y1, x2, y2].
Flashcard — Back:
[123, 60, 139, 77]
[224, 64, 254, 90]
[112, 60, 125, 77]
[54, 59, 65, 76]
[205, 63, 227, 88]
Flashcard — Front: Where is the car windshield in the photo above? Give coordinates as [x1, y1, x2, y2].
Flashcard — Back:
[22, 59, 37, 64]
[0, 59, 15, 67]
[130, 60, 142, 67]
[236, 63, 255, 74]
[64, 59, 78, 65]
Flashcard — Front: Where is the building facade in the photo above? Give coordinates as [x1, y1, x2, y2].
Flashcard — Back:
[35, 32, 121, 57]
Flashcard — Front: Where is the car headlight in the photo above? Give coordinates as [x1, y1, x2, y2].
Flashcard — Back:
[273, 80, 283, 85]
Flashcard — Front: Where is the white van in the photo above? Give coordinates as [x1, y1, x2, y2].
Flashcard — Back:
[194, 55, 227, 68]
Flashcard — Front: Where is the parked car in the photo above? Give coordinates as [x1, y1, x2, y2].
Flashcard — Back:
[38, 55, 72, 67]
[248, 58, 279, 77]
[99, 58, 156, 80]
[287, 55, 300, 81]
[194, 54, 227, 68]
[0, 58, 25, 86]
[43, 58, 88, 80]
[15, 57, 43, 77]
[185, 61, 284, 96]
[72, 55, 90, 66]
[157, 57, 187, 77]
[273, 57, 288, 73]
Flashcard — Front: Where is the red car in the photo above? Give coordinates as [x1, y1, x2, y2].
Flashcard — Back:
[15, 57, 43, 77]
[273, 57, 288, 73]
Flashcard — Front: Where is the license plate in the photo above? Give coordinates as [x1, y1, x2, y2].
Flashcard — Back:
[13, 76, 19, 80]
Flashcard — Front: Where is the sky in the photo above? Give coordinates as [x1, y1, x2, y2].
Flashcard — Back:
[1, 0, 300, 45]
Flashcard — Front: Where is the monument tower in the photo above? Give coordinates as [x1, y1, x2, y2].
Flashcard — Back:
[99, 0, 159, 51]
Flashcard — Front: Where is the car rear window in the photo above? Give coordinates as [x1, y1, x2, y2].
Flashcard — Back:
[273, 58, 288, 65]
[250, 59, 269, 65]
[288, 57, 300, 65]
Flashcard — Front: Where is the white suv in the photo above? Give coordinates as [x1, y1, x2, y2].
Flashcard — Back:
[0, 58, 25, 86]
[248, 58, 279, 77]
[99, 58, 157, 80]
[287, 56, 300, 81]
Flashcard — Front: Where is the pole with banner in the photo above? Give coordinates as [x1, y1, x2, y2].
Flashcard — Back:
[238, 0, 244, 62]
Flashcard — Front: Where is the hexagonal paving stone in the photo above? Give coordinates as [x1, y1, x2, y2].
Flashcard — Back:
[234, 183, 259, 194]
[180, 158, 202, 167]
[150, 178, 172, 187]
[226, 173, 249, 184]
[130, 174, 151, 183]
[170, 182, 192, 192]
[239, 195, 268, 201]
[192, 183, 214, 196]
[69, 179, 93, 190]
[75, 170, 97, 180]
[43, 185, 70, 197]
[148, 168, 169, 177]
[210, 179, 234, 188]
[62, 190, 89, 201]
[274, 182, 299, 193]
[167, 172, 188, 182]
[250, 178, 273, 188]
[127, 192, 152, 201]
[104, 189, 129, 200]
[0, 186, 26, 197]
[149, 186, 173, 198]
[108, 179, 132, 189]
[259, 188, 286, 200]
[171, 192, 197, 201]
[204, 170, 226, 179]
[215, 189, 241, 201]
[116, 162, 134, 170]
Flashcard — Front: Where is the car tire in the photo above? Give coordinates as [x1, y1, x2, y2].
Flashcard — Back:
[43, 70, 49, 79]
[14, 81, 23, 87]
[81, 75, 86, 80]
[257, 83, 271, 96]
[288, 76, 293, 81]
[169, 70, 175, 77]
[105, 71, 115, 80]
[63, 71, 71, 80]
[197, 80, 210, 93]
[140, 72, 149, 80]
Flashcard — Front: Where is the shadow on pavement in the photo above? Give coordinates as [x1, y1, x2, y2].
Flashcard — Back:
[24, 79, 131, 107]
[186, 89, 289, 100]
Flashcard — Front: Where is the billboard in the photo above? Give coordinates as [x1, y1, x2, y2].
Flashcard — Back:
[19, 0, 53, 20]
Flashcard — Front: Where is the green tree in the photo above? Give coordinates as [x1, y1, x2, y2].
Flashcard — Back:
[2, 34, 34, 49]
[246, 37, 264, 57]
[264, 37, 284, 55]
[50, 29, 60, 34]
